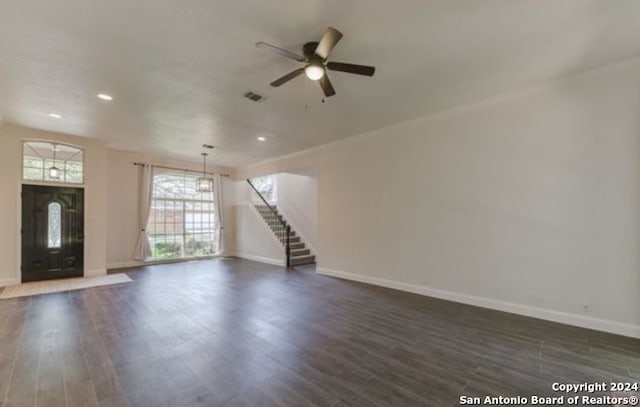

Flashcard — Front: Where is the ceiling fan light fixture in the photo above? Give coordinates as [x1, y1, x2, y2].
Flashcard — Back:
[305, 64, 325, 81]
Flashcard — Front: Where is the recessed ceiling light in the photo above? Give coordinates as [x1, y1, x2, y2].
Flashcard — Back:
[257, 136, 266, 141]
[97, 93, 113, 101]
[48, 113, 62, 119]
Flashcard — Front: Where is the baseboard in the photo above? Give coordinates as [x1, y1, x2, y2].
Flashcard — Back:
[84, 269, 107, 277]
[0, 278, 19, 287]
[317, 267, 640, 339]
[232, 253, 285, 267]
[106, 261, 143, 270]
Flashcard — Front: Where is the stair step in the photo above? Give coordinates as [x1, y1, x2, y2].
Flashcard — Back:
[270, 223, 290, 229]
[257, 208, 280, 215]
[256, 204, 277, 209]
[259, 212, 280, 217]
[290, 255, 315, 266]
[265, 216, 284, 221]
[289, 242, 305, 250]
[290, 248, 310, 256]
[263, 218, 284, 225]
[281, 236, 301, 243]
[273, 229, 295, 237]
[265, 218, 285, 225]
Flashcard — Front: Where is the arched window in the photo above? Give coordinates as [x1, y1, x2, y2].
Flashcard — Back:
[22, 141, 84, 184]
[47, 202, 62, 248]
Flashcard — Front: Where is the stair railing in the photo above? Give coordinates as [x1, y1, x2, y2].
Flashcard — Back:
[247, 179, 291, 268]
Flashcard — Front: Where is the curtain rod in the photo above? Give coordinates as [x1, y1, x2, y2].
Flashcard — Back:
[133, 162, 230, 177]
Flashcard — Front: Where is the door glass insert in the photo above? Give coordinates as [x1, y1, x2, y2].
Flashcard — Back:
[48, 202, 62, 248]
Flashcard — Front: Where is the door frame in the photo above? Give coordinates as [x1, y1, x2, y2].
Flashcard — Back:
[16, 181, 87, 284]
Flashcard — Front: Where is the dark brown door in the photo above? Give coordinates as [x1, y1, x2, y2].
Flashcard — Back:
[21, 185, 84, 282]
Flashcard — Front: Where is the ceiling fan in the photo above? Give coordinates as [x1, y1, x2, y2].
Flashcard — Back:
[256, 27, 375, 97]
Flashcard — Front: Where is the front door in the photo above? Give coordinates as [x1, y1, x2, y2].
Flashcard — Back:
[21, 185, 84, 282]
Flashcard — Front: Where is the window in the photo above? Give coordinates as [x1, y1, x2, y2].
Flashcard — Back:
[47, 202, 62, 248]
[251, 175, 277, 204]
[23, 141, 84, 184]
[148, 169, 219, 260]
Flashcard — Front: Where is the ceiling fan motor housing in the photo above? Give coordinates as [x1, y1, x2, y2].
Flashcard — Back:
[303, 42, 320, 60]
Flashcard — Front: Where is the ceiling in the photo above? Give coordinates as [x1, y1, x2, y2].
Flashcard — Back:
[1, 0, 640, 167]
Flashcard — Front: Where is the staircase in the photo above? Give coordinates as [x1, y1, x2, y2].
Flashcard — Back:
[253, 204, 315, 266]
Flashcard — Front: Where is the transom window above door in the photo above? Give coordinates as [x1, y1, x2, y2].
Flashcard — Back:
[22, 141, 84, 184]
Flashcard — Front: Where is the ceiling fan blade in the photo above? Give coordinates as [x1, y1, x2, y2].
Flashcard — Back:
[314, 27, 343, 60]
[319, 74, 336, 97]
[256, 42, 305, 62]
[270, 68, 305, 87]
[326, 62, 375, 76]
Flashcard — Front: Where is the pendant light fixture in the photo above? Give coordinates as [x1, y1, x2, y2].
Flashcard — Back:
[196, 152, 213, 192]
[49, 143, 61, 180]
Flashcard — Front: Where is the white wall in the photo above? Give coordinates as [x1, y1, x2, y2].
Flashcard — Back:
[237, 57, 640, 338]
[0, 124, 108, 285]
[275, 172, 318, 252]
[234, 202, 285, 266]
[105, 149, 236, 269]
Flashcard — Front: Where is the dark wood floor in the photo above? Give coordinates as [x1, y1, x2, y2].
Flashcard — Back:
[0, 259, 638, 406]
